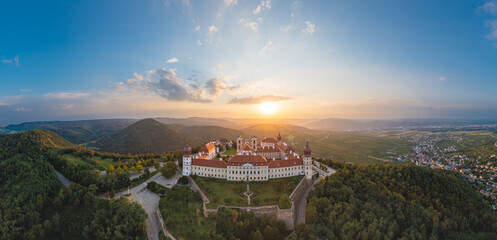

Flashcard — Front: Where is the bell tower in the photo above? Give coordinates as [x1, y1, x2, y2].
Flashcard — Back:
[182, 144, 192, 176]
[303, 141, 312, 179]
[237, 136, 243, 153]
[251, 136, 258, 151]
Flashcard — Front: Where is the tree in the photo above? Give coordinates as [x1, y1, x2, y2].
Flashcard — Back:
[248, 230, 263, 240]
[295, 223, 311, 240]
[278, 194, 291, 209]
[161, 161, 177, 179]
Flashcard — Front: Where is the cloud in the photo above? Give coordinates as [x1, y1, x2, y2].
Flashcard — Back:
[43, 92, 91, 100]
[240, 18, 259, 31]
[119, 68, 211, 102]
[194, 25, 200, 31]
[486, 20, 497, 39]
[253, 0, 271, 14]
[479, 1, 497, 15]
[196, 39, 202, 46]
[439, 76, 447, 81]
[224, 0, 237, 6]
[166, 57, 179, 63]
[205, 77, 238, 97]
[260, 40, 273, 54]
[2, 56, 19, 66]
[228, 95, 291, 105]
[118, 68, 238, 103]
[209, 25, 218, 35]
[302, 21, 316, 35]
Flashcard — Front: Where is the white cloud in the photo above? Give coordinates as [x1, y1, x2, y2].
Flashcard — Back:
[196, 39, 202, 46]
[260, 41, 273, 54]
[253, 0, 271, 14]
[486, 20, 497, 39]
[208, 25, 218, 35]
[240, 18, 259, 31]
[194, 25, 200, 31]
[224, 0, 237, 6]
[166, 57, 179, 63]
[479, 1, 497, 15]
[302, 21, 316, 35]
[43, 92, 91, 100]
[439, 76, 447, 81]
[2, 56, 19, 66]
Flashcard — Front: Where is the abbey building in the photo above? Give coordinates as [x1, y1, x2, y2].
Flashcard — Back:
[182, 133, 313, 181]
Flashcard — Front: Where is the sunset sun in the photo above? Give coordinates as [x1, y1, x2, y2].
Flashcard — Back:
[258, 101, 278, 115]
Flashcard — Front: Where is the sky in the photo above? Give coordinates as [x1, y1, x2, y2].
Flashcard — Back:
[1, 0, 497, 123]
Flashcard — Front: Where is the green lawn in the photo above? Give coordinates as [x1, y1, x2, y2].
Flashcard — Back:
[62, 154, 115, 169]
[194, 176, 302, 208]
[250, 176, 302, 206]
[222, 147, 237, 156]
[194, 177, 246, 208]
[159, 186, 215, 239]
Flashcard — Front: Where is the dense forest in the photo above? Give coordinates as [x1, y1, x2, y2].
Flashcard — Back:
[305, 160, 497, 239]
[0, 130, 148, 239]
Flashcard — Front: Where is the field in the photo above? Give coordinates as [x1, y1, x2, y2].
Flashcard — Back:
[194, 176, 302, 208]
[62, 154, 115, 169]
[307, 131, 412, 164]
[434, 131, 497, 160]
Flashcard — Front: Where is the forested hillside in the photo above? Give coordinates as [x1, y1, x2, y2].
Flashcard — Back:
[4, 119, 137, 144]
[0, 129, 73, 160]
[94, 118, 189, 154]
[0, 130, 147, 240]
[305, 161, 497, 239]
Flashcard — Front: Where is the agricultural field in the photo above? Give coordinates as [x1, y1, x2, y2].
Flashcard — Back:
[307, 131, 412, 164]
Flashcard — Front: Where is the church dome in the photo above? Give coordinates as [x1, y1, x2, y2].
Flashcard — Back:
[303, 141, 311, 157]
[183, 144, 192, 156]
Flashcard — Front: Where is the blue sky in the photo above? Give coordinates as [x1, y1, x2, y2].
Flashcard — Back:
[1, 0, 497, 123]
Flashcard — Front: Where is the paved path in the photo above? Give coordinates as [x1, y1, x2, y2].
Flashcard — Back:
[295, 166, 335, 226]
[55, 170, 70, 189]
[113, 172, 164, 240]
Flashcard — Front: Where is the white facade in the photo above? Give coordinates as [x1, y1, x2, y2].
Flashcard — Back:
[183, 155, 192, 176]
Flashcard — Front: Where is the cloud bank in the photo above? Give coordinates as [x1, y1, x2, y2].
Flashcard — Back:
[228, 95, 291, 104]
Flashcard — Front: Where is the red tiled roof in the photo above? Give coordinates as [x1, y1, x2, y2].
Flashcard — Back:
[195, 154, 210, 160]
[227, 155, 269, 166]
[261, 138, 278, 143]
[242, 143, 253, 151]
[192, 159, 227, 168]
[257, 147, 280, 153]
[268, 158, 303, 168]
[284, 153, 299, 160]
[200, 142, 216, 153]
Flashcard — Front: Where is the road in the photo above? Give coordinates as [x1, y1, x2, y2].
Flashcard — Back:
[55, 170, 71, 189]
[294, 165, 335, 226]
[113, 171, 182, 240]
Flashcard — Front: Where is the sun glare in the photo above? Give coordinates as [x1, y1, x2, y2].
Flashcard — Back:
[258, 101, 278, 115]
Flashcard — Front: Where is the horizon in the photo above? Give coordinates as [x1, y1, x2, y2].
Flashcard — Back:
[2, 0, 497, 122]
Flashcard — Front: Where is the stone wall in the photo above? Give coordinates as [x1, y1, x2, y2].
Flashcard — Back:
[202, 203, 296, 230]
[188, 176, 210, 203]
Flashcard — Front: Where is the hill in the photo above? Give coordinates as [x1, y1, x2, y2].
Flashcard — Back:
[4, 119, 138, 144]
[94, 118, 189, 154]
[173, 125, 244, 143]
[304, 161, 497, 239]
[155, 117, 239, 128]
[0, 129, 73, 160]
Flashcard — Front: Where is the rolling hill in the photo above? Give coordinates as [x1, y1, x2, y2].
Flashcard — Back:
[3, 119, 138, 144]
[93, 118, 190, 154]
[0, 129, 73, 160]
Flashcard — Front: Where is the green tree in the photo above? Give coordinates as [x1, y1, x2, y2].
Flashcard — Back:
[278, 194, 291, 209]
[161, 161, 177, 179]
